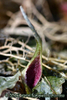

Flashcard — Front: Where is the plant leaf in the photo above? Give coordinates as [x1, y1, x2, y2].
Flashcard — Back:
[32, 78, 53, 94]
[32, 77, 65, 94]
[0, 71, 21, 95]
[46, 76, 65, 94]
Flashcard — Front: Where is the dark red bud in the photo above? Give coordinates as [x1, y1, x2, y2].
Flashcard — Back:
[25, 55, 41, 89]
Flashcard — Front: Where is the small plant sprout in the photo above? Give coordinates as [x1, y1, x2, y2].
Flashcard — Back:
[20, 6, 42, 89]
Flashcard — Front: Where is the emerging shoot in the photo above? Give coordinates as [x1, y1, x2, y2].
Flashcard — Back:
[20, 6, 42, 89]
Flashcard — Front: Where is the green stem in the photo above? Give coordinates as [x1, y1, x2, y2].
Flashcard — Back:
[20, 6, 42, 69]
[20, 6, 41, 44]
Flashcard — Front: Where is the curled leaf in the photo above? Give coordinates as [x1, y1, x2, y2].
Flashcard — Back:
[25, 55, 42, 89]
[0, 71, 21, 95]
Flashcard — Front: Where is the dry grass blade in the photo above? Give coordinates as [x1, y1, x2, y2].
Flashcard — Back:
[0, 37, 67, 79]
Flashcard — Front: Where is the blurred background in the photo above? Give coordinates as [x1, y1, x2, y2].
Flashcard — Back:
[0, 0, 67, 100]
[0, 0, 67, 56]
[0, 0, 67, 28]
